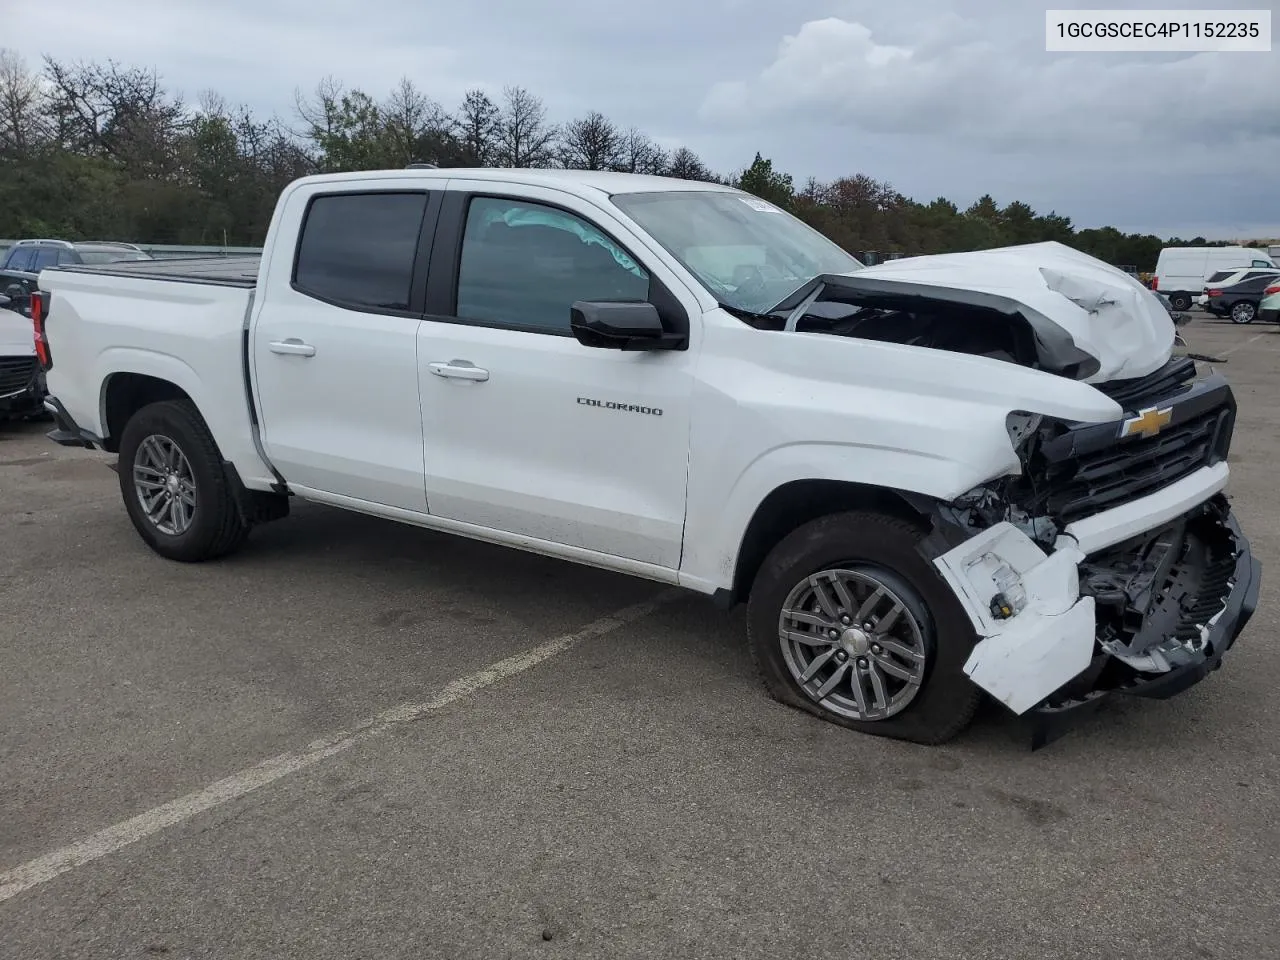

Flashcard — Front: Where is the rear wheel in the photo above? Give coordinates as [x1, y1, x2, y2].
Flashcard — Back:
[117, 399, 249, 562]
[1169, 293, 1192, 312]
[1230, 301, 1257, 324]
[746, 511, 982, 745]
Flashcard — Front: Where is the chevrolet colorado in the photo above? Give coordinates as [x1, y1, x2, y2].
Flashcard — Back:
[32, 168, 1261, 746]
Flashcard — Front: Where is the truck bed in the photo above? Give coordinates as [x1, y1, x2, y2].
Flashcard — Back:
[51, 255, 261, 288]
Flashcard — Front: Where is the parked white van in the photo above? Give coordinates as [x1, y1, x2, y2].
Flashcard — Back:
[1153, 246, 1277, 311]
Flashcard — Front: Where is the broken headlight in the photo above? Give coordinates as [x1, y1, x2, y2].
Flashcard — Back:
[1005, 411, 1043, 452]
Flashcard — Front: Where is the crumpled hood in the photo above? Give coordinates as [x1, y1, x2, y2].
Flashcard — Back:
[852, 241, 1174, 382]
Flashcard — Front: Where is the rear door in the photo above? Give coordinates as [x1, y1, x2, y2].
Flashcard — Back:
[251, 184, 442, 511]
[414, 181, 702, 570]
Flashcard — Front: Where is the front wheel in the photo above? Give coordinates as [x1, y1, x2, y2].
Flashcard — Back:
[1231, 301, 1257, 324]
[117, 399, 250, 562]
[746, 511, 982, 745]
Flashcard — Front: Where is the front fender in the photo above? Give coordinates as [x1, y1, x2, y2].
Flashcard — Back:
[678, 439, 1013, 594]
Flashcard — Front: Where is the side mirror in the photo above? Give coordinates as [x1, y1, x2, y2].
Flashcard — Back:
[4, 284, 23, 300]
[0, 294, 9, 308]
[569, 301, 684, 351]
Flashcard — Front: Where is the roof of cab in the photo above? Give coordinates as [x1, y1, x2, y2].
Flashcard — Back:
[286, 167, 741, 199]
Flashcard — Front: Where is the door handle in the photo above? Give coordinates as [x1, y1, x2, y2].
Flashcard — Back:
[269, 338, 316, 357]
[429, 360, 489, 382]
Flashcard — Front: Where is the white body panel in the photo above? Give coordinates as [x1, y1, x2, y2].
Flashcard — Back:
[0, 309, 34, 361]
[38, 271, 276, 488]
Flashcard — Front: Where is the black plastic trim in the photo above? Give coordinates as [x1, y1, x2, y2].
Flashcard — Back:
[44, 396, 101, 449]
[1041, 374, 1234, 462]
[221, 459, 290, 525]
[771, 273, 1102, 380]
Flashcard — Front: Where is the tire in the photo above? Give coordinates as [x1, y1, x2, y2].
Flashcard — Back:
[746, 511, 982, 745]
[1230, 301, 1257, 325]
[1169, 293, 1192, 312]
[117, 399, 249, 562]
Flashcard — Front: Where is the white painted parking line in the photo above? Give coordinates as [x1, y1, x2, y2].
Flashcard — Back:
[0, 588, 684, 905]
[1218, 332, 1269, 357]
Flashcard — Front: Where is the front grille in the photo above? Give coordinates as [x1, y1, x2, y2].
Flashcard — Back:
[1094, 356, 1197, 411]
[0, 356, 37, 396]
[1041, 407, 1230, 524]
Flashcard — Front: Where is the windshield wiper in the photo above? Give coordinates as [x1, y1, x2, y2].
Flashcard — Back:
[719, 302, 787, 328]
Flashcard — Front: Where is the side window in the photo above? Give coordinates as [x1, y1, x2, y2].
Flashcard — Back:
[454, 195, 650, 333]
[1252, 260, 1273, 268]
[5, 246, 34, 271]
[31, 247, 61, 270]
[293, 191, 428, 312]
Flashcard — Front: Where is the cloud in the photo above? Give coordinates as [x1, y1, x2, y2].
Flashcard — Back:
[7, 0, 1278, 237]
[699, 15, 1280, 152]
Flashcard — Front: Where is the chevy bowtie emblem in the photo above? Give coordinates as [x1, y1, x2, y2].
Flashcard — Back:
[1119, 405, 1173, 440]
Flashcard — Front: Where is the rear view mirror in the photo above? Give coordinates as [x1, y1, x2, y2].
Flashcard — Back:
[569, 301, 684, 351]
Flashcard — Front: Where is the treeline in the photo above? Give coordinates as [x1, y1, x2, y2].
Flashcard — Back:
[0, 49, 1254, 269]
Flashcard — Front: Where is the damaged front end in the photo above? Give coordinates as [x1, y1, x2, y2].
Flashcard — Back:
[924, 356, 1261, 747]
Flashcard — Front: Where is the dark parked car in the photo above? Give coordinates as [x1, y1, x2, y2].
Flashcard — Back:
[0, 239, 151, 273]
[0, 240, 152, 318]
[1204, 272, 1280, 325]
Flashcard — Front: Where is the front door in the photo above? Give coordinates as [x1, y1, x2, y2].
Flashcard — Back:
[416, 183, 701, 569]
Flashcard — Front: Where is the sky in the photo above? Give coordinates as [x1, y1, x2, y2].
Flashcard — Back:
[9, 0, 1279, 239]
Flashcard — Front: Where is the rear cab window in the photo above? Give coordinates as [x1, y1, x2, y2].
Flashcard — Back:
[292, 191, 430, 313]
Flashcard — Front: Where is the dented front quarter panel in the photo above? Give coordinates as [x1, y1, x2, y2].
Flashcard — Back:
[677, 313, 1124, 594]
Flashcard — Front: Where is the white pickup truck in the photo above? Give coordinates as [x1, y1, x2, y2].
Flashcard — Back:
[33, 168, 1261, 747]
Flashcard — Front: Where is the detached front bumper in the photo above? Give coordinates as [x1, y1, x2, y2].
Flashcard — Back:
[932, 467, 1260, 745]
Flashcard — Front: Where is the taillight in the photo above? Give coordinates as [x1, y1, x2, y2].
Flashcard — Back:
[1266, 285, 1280, 296]
[1151, 276, 1159, 290]
[31, 291, 51, 370]
[1206, 289, 1223, 298]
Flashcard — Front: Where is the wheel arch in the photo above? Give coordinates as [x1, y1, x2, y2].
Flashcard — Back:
[716, 478, 941, 609]
[101, 372, 193, 453]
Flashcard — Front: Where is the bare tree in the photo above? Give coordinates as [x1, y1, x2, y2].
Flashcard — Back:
[615, 127, 668, 175]
[666, 145, 713, 181]
[0, 48, 48, 155]
[557, 110, 623, 170]
[456, 88, 501, 166]
[196, 88, 228, 118]
[381, 77, 454, 166]
[496, 85, 557, 168]
[42, 56, 187, 176]
[293, 75, 345, 146]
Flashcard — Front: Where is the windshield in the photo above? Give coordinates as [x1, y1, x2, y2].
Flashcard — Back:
[610, 190, 863, 314]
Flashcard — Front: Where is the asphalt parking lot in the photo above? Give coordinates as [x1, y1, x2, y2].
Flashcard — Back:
[2, 314, 1278, 960]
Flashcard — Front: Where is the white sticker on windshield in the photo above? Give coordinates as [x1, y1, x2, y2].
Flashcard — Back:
[739, 197, 781, 213]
